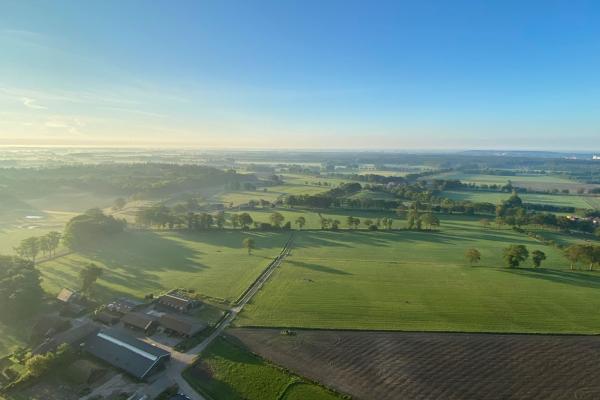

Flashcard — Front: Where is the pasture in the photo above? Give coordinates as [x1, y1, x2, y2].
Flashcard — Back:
[0, 189, 117, 255]
[40, 230, 290, 303]
[183, 336, 342, 400]
[238, 215, 600, 333]
[444, 190, 598, 209]
[0, 322, 27, 358]
[427, 171, 599, 192]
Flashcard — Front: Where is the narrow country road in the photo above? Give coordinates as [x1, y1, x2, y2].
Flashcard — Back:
[160, 233, 295, 400]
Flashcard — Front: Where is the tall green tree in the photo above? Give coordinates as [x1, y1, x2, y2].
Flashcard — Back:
[0, 256, 43, 320]
[503, 245, 529, 268]
[531, 250, 546, 268]
[465, 248, 481, 265]
[15, 236, 41, 264]
[564, 245, 585, 270]
[270, 212, 285, 228]
[295, 216, 306, 230]
[215, 211, 226, 229]
[239, 213, 253, 229]
[79, 263, 103, 294]
[243, 237, 256, 255]
[231, 213, 240, 229]
[346, 216, 356, 229]
[46, 231, 62, 256]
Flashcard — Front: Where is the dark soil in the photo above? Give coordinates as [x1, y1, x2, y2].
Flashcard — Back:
[228, 328, 600, 400]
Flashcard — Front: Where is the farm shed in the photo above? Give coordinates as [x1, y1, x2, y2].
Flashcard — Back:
[106, 297, 144, 315]
[84, 329, 170, 381]
[158, 291, 198, 312]
[56, 288, 80, 303]
[94, 310, 121, 325]
[122, 312, 158, 333]
[33, 321, 100, 355]
[30, 315, 71, 342]
[159, 314, 207, 337]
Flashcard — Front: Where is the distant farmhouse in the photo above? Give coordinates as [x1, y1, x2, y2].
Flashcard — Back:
[158, 290, 199, 313]
[84, 329, 170, 380]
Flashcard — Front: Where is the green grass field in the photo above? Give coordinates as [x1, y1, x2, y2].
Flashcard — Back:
[0, 321, 28, 358]
[40, 230, 290, 303]
[183, 336, 341, 400]
[0, 210, 74, 254]
[238, 215, 600, 333]
[429, 171, 577, 185]
[444, 190, 598, 209]
[218, 184, 331, 206]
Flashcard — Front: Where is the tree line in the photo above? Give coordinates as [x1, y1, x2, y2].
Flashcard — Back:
[14, 231, 62, 264]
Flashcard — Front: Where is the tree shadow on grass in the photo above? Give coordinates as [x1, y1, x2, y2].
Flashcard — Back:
[288, 260, 352, 275]
[501, 268, 600, 289]
[294, 230, 459, 250]
[168, 229, 290, 250]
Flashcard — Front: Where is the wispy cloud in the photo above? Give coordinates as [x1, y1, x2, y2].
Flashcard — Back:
[21, 97, 47, 109]
[44, 117, 85, 135]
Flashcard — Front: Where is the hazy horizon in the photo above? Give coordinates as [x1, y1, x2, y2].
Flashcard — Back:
[1, 1, 599, 150]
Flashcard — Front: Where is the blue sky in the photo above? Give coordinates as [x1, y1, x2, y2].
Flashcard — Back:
[1, 0, 599, 149]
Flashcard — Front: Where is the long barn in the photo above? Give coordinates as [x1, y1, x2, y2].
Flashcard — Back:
[84, 329, 170, 380]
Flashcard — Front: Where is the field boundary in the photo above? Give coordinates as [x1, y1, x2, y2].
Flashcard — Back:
[233, 325, 600, 337]
[234, 232, 295, 306]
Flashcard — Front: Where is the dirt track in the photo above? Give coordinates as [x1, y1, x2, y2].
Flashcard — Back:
[228, 328, 600, 400]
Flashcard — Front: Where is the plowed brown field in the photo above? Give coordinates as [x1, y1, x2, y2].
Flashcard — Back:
[228, 328, 600, 400]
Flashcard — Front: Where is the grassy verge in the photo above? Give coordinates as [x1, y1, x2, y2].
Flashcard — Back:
[182, 336, 344, 400]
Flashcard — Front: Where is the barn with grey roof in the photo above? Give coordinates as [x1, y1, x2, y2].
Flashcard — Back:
[84, 329, 170, 380]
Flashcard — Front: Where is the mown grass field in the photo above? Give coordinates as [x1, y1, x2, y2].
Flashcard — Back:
[0, 189, 117, 254]
[183, 336, 342, 400]
[428, 171, 599, 192]
[238, 215, 600, 333]
[0, 321, 28, 358]
[444, 190, 598, 209]
[218, 184, 330, 206]
[428, 171, 577, 186]
[40, 230, 290, 303]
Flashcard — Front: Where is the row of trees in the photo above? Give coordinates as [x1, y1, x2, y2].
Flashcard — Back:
[465, 246, 547, 268]
[406, 208, 440, 230]
[466, 244, 600, 270]
[564, 244, 600, 271]
[14, 231, 62, 264]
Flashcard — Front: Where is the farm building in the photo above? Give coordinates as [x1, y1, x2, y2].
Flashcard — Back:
[56, 288, 80, 303]
[159, 314, 207, 337]
[33, 321, 100, 355]
[94, 310, 121, 326]
[158, 290, 199, 313]
[56, 288, 86, 315]
[106, 297, 144, 315]
[30, 315, 71, 342]
[84, 329, 170, 381]
[122, 312, 158, 333]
